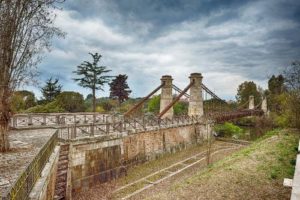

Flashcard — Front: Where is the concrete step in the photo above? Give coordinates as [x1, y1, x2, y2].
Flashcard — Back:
[59, 155, 68, 161]
[58, 160, 68, 165]
[59, 151, 69, 156]
[60, 145, 69, 150]
[56, 181, 66, 188]
[54, 188, 66, 199]
[58, 164, 68, 171]
[56, 175, 67, 183]
[53, 194, 65, 200]
[57, 170, 67, 177]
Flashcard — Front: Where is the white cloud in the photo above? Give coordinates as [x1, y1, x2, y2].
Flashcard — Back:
[30, 0, 300, 100]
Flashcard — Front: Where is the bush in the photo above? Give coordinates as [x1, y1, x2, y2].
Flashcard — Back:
[174, 101, 188, 115]
[25, 101, 64, 113]
[10, 90, 37, 112]
[214, 122, 243, 138]
[56, 91, 85, 112]
[147, 95, 160, 114]
[234, 117, 256, 126]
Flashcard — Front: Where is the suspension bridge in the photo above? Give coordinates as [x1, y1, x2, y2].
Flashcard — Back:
[10, 73, 267, 140]
[5, 73, 269, 200]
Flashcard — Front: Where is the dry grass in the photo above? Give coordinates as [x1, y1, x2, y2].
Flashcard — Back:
[140, 129, 299, 200]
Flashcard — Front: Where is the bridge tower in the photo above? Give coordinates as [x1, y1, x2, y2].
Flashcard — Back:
[261, 97, 268, 115]
[160, 75, 173, 119]
[248, 95, 255, 110]
[188, 73, 204, 117]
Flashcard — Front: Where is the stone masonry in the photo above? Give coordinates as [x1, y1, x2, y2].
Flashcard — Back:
[248, 95, 255, 109]
[69, 122, 210, 194]
[188, 73, 204, 117]
[160, 75, 173, 119]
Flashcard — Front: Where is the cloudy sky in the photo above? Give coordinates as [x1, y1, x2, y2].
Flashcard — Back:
[25, 0, 300, 100]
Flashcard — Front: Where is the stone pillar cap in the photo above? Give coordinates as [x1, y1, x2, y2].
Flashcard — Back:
[189, 73, 203, 78]
[161, 75, 173, 80]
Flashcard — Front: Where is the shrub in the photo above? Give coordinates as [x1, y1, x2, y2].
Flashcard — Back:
[56, 91, 85, 112]
[214, 122, 243, 138]
[148, 95, 160, 114]
[25, 101, 64, 113]
[174, 101, 188, 115]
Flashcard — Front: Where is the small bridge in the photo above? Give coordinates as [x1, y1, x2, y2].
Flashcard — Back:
[10, 73, 267, 140]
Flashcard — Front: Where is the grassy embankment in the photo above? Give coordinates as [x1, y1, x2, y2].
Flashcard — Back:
[143, 129, 299, 200]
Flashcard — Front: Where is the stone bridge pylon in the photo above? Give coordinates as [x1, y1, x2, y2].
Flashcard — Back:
[159, 73, 204, 119]
[158, 73, 205, 119]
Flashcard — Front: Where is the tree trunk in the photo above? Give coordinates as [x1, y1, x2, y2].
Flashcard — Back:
[92, 88, 96, 112]
[0, 88, 10, 152]
[0, 119, 9, 152]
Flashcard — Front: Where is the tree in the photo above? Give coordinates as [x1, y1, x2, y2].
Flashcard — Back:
[236, 81, 261, 106]
[283, 61, 300, 128]
[41, 77, 62, 102]
[268, 75, 285, 95]
[0, 0, 64, 152]
[86, 94, 93, 101]
[267, 75, 285, 112]
[147, 95, 160, 114]
[109, 74, 132, 104]
[174, 101, 188, 115]
[284, 61, 300, 90]
[73, 53, 111, 112]
[56, 91, 85, 112]
[11, 90, 36, 112]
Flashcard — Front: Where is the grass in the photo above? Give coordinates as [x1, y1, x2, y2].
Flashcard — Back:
[146, 171, 170, 182]
[116, 143, 211, 186]
[138, 129, 299, 200]
[113, 180, 150, 199]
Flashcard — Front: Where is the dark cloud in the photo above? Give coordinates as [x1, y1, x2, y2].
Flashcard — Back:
[26, 0, 300, 100]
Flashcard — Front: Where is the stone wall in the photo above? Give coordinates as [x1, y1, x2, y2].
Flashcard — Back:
[29, 146, 60, 200]
[69, 123, 210, 194]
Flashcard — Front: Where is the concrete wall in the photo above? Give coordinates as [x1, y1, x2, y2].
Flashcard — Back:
[290, 140, 300, 200]
[29, 146, 60, 200]
[69, 123, 210, 194]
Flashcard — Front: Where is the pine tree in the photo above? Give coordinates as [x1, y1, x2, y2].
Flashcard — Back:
[41, 77, 62, 102]
[73, 53, 111, 112]
[109, 74, 132, 104]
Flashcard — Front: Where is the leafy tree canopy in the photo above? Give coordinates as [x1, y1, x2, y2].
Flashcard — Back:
[236, 81, 261, 106]
[56, 91, 85, 112]
[11, 90, 36, 112]
[147, 95, 160, 114]
[268, 75, 285, 95]
[109, 74, 132, 104]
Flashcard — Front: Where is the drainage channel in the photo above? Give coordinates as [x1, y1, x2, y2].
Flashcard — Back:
[113, 142, 245, 200]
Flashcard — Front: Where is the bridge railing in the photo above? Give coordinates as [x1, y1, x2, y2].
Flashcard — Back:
[10, 113, 123, 129]
[57, 115, 205, 140]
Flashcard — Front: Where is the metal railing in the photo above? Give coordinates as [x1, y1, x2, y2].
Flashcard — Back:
[3, 131, 58, 200]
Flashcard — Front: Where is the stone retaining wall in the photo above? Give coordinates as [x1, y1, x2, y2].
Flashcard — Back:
[69, 123, 210, 194]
